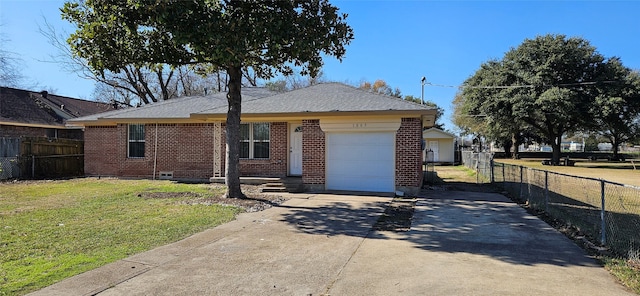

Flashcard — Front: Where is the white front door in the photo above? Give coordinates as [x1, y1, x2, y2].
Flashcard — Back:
[289, 124, 303, 175]
[429, 141, 439, 162]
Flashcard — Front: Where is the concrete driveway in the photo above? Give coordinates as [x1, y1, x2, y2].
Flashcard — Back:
[30, 191, 634, 296]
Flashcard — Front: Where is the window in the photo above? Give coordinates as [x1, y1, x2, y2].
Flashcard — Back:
[128, 124, 145, 158]
[240, 123, 270, 159]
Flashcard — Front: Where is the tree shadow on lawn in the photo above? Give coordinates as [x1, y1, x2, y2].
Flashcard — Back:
[278, 183, 605, 268]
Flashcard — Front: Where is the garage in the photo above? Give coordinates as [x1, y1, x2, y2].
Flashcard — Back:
[325, 132, 395, 192]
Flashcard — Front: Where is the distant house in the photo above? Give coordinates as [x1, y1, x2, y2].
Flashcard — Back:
[423, 127, 455, 164]
[67, 83, 438, 193]
[0, 86, 115, 139]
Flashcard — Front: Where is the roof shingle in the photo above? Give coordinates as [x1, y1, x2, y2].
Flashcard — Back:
[0, 87, 115, 126]
[68, 83, 435, 124]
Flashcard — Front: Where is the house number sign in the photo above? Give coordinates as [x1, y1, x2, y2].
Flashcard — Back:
[352, 123, 367, 128]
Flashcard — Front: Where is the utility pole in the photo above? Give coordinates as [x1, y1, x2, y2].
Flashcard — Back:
[420, 76, 426, 105]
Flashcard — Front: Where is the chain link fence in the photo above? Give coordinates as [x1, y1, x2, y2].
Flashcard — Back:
[1, 137, 21, 179]
[461, 151, 640, 259]
[0, 157, 20, 179]
[460, 151, 493, 183]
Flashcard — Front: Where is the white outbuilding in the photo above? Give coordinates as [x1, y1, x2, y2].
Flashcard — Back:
[423, 127, 456, 164]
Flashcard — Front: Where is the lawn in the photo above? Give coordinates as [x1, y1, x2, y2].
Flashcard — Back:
[496, 158, 640, 187]
[0, 178, 245, 295]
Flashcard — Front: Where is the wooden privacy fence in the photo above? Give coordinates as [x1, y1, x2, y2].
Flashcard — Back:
[0, 137, 84, 179]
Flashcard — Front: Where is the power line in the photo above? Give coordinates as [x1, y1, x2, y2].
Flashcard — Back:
[424, 80, 621, 90]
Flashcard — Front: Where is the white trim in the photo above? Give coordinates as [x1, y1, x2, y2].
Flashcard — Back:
[319, 118, 401, 133]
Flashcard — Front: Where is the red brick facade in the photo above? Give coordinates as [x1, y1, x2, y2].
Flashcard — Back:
[1, 124, 83, 140]
[83, 117, 424, 191]
[84, 123, 216, 179]
[395, 118, 423, 188]
[84, 125, 120, 176]
[301, 119, 325, 185]
[84, 122, 289, 179]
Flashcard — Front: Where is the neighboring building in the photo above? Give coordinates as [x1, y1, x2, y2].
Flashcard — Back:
[0, 87, 115, 139]
[68, 83, 437, 193]
[423, 127, 455, 164]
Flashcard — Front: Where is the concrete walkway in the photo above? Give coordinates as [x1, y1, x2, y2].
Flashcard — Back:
[30, 191, 634, 296]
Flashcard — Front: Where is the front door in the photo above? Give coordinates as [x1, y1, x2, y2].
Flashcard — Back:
[429, 140, 440, 162]
[289, 124, 303, 175]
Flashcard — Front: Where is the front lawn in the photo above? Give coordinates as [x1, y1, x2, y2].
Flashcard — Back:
[0, 178, 244, 295]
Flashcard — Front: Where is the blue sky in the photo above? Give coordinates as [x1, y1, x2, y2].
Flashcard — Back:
[2, 0, 640, 132]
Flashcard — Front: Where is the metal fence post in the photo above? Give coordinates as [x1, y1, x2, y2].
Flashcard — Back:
[519, 166, 524, 201]
[475, 154, 479, 184]
[31, 155, 35, 178]
[544, 171, 549, 212]
[490, 158, 495, 183]
[600, 179, 606, 245]
[502, 163, 505, 188]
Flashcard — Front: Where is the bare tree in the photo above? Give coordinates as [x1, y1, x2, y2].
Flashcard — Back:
[0, 25, 25, 87]
[41, 19, 258, 106]
[264, 70, 326, 92]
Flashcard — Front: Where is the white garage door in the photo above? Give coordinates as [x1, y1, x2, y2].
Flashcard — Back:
[326, 132, 395, 192]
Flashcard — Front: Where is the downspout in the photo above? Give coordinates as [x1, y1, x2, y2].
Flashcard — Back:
[153, 123, 158, 180]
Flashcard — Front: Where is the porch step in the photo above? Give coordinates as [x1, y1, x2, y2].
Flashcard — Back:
[210, 176, 303, 193]
[260, 181, 303, 193]
[260, 186, 288, 193]
[260, 183, 286, 192]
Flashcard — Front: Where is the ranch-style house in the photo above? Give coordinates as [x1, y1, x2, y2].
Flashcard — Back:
[68, 83, 437, 193]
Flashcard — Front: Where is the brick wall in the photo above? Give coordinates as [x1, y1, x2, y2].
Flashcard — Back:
[84, 125, 120, 176]
[237, 122, 287, 177]
[85, 123, 216, 179]
[85, 122, 288, 180]
[0, 124, 83, 139]
[153, 123, 215, 179]
[302, 119, 325, 185]
[395, 117, 423, 187]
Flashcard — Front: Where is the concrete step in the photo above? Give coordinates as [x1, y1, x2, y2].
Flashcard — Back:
[260, 186, 288, 193]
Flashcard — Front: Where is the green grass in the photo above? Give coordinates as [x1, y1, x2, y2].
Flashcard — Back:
[603, 257, 640, 294]
[0, 178, 242, 295]
[456, 165, 477, 177]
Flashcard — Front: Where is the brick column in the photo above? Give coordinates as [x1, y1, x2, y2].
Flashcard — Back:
[302, 119, 325, 187]
[396, 118, 423, 189]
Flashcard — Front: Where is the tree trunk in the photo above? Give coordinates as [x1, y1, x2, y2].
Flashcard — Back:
[551, 135, 562, 165]
[224, 65, 245, 198]
[612, 137, 620, 160]
[502, 139, 512, 158]
[512, 132, 521, 159]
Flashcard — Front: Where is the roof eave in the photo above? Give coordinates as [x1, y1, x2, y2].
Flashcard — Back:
[192, 109, 436, 121]
[66, 117, 209, 127]
[2, 120, 80, 129]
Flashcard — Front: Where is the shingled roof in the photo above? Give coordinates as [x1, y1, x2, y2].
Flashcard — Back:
[0, 86, 115, 127]
[68, 87, 276, 123]
[68, 83, 435, 125]
[198, 83, 432, 115]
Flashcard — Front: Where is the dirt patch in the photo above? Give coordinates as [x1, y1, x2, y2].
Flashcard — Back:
[374, 197, 416, 232]
[139, 185, 288, 213]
